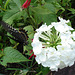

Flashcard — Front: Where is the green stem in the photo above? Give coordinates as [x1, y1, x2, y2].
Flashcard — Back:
[36, 71, 42, 75]
[30, 57, 34, 67]
[39, 0, 42, 5]
[4, 0, 10, 9]
[25, 7, 37, 29]
[13, 43, 19, 49]
[0, 7, 6, 11]
[19, 62, 27, 68]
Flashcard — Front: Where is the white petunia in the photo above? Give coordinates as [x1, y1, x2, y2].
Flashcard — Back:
[31, 17, 75, 71]
[59, 50, 75, 67]
[31, 41, 42, 55]
[57, 45, 71, 51]
[58, 17, 69, 24]
[36, 23, 48, 32]
[42, 52, 60, 71]
[35, 50, 47, 64]
[72, 31, 75, 40]
[58, 61, 66, 69]
[70, 41, 75, 50]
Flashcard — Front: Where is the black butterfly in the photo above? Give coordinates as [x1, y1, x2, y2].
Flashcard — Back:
[0, 21, 28, 45]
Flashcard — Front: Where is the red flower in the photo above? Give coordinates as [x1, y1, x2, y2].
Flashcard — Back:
[22, 0, 31, 8]
[31, 39, 33, 42]
[1, 49, 3, 51]
[29, 50, 36, 59]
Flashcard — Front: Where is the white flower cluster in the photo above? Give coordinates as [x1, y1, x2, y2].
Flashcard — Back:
[31, 17, 75, 71]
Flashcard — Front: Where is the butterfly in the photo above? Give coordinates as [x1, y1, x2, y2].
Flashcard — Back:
[0, 21, 28, 45]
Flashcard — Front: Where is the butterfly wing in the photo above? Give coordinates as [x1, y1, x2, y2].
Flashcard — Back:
[0, 21, 28, 45]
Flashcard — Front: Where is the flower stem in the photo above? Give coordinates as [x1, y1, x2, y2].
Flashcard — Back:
[25, 7, 37, 29]
[13, 43, 19, 49]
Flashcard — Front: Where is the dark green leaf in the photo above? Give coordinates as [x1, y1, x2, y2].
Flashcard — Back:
[31, 6, 52, 14]
[68, 8, 75, 14]
[33, 13, 57, 25]
[42, 67, 50, 75]
[31, 3, 57, 25]
[45, 0, 57, 3]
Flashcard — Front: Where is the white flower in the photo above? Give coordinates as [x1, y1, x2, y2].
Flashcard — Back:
[36, 23, 48, 32]
[46, 47, 59, 58]
[42, 48, 60, 71]
[70, 41, 75, 50]
[58, 61, 66, 69]
[42, 59, 59, 71]
[59, 50, 75, 67]
[59, 31, 73, 45]
[51, 22, 66, 33]
[58, 17, 69, 24]
[36, 23, 53, 33]
[31, 17, 75, 71]
[35, 49, 47, 64]
[33, 32, 41, 40]
[51, 17, 73, 33]
[57, 45, 71, 51]
[72, 31, 75, 40]
[57, 45, 75, 67]
[31, 40, 42, 55]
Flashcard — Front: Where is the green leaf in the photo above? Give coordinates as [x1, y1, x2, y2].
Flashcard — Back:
[0, 12, 5, 17]
[24, 25, 34, 39]
[52, 2, 65, 12]
[0, 36, 2, 40]
[12, 0, 22, 10]
[42, 67, 50, 75]
[10, 39, 16, 45]
[9, 0, 19, 9]
[67, 21, 72, 27]
[41, 13, 57, 25]
[43, 3, 58, 13]
[45, 0, 57, 3]
[68, 8, 75, 14]
[19, 69, 29, 75]
[60, 0, 71, 7]
[0, 74, 4, 75]
[1, 47, 30, 66]
[0, 0, 2, 5]
[7, 33, 16, 44]
[33, 13, 57, 25]
[31, 6, 52, 14]
[31, 3, 57, 25]
[0, 53, 4, 58]
[0, 43, 3, 49]
[3, 9, 26, 24]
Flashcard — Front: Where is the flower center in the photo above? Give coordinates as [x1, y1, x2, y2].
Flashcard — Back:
[39, 26, 61, 48]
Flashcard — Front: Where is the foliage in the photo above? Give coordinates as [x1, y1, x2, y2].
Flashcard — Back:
[0, 47, 30, 66]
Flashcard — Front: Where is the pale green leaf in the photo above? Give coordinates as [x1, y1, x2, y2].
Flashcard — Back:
[24, 25, 34, 39]
[3, 9, 26, 24]
[12, 0, 22, 10]
[1, 47, 30, 66]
